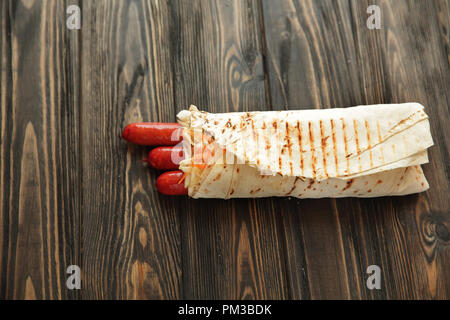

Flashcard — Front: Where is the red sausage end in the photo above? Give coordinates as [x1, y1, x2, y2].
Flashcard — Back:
[156, 171, 188, 196]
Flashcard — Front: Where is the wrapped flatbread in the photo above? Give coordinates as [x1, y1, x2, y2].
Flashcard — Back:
[177, 103, 433, 199]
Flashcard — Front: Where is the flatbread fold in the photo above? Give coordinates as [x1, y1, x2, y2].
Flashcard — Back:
[177, 103, 433, 199]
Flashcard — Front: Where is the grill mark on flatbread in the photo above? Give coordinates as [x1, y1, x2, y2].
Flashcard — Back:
[296, 121, 304, 176]
[319, 120, 329, 178]
[273, 120, 282, 172]
[353, 119, 362, 171]
[250, 188, 261, 194]
[306, 179, 314, 189]
[365, 120, 373, 168]
[287, 177, 301, 195]
[377, 120, 382, 142]
[388, 110, 421, 134]
[402, 135, 408, 157]
[285, 122, 292, 156]
[224, 156, 238, 198]
[342, 179, 354, 191]
[240, 117, 247, 163]
[330, 119, 339, 175]
[308, 121, 316, 178]
[286, 122, 293, 175]
[341, 118, 350, 174]
[252, 118, 259, 162]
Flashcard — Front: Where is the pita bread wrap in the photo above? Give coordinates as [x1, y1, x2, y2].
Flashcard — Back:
[177, 103, 433, 199]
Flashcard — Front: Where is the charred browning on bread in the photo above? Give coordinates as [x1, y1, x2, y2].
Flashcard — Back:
[342, 179, 354, 191]
[330, 119, 339, 175]
[296, 121, 304, 176]
[320, 120, 329, 178]
[353, 119, 362, 171]
[365, 120, 373, 168]
[308, 121, 316, 178]
[388, 110, 421, 134]
[250, 187, 262, 194]
[376, 120, 382, 142]
[341, 118, 350, 174]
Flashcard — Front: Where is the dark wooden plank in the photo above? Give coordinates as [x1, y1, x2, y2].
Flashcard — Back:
[170, 0, 288, 299]
[262, 0, 449, 299]
[80, 0, 181, 299]
[0, 0, 80, 299]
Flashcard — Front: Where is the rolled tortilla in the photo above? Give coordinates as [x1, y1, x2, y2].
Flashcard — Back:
[177, 103, 433, 199]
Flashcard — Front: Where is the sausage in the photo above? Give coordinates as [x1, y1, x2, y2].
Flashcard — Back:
[122, 122, 182, 146]
[155, 171, 188, 195]
[145, 146, 184, 170]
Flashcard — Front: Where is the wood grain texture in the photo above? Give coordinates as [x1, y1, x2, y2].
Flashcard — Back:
[0, 0, 80, 299]
[262, 0, 449, 299]
[80, 0, 181, 299]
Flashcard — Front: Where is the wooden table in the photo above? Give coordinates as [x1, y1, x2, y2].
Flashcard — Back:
[1, 0, 449, 300]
